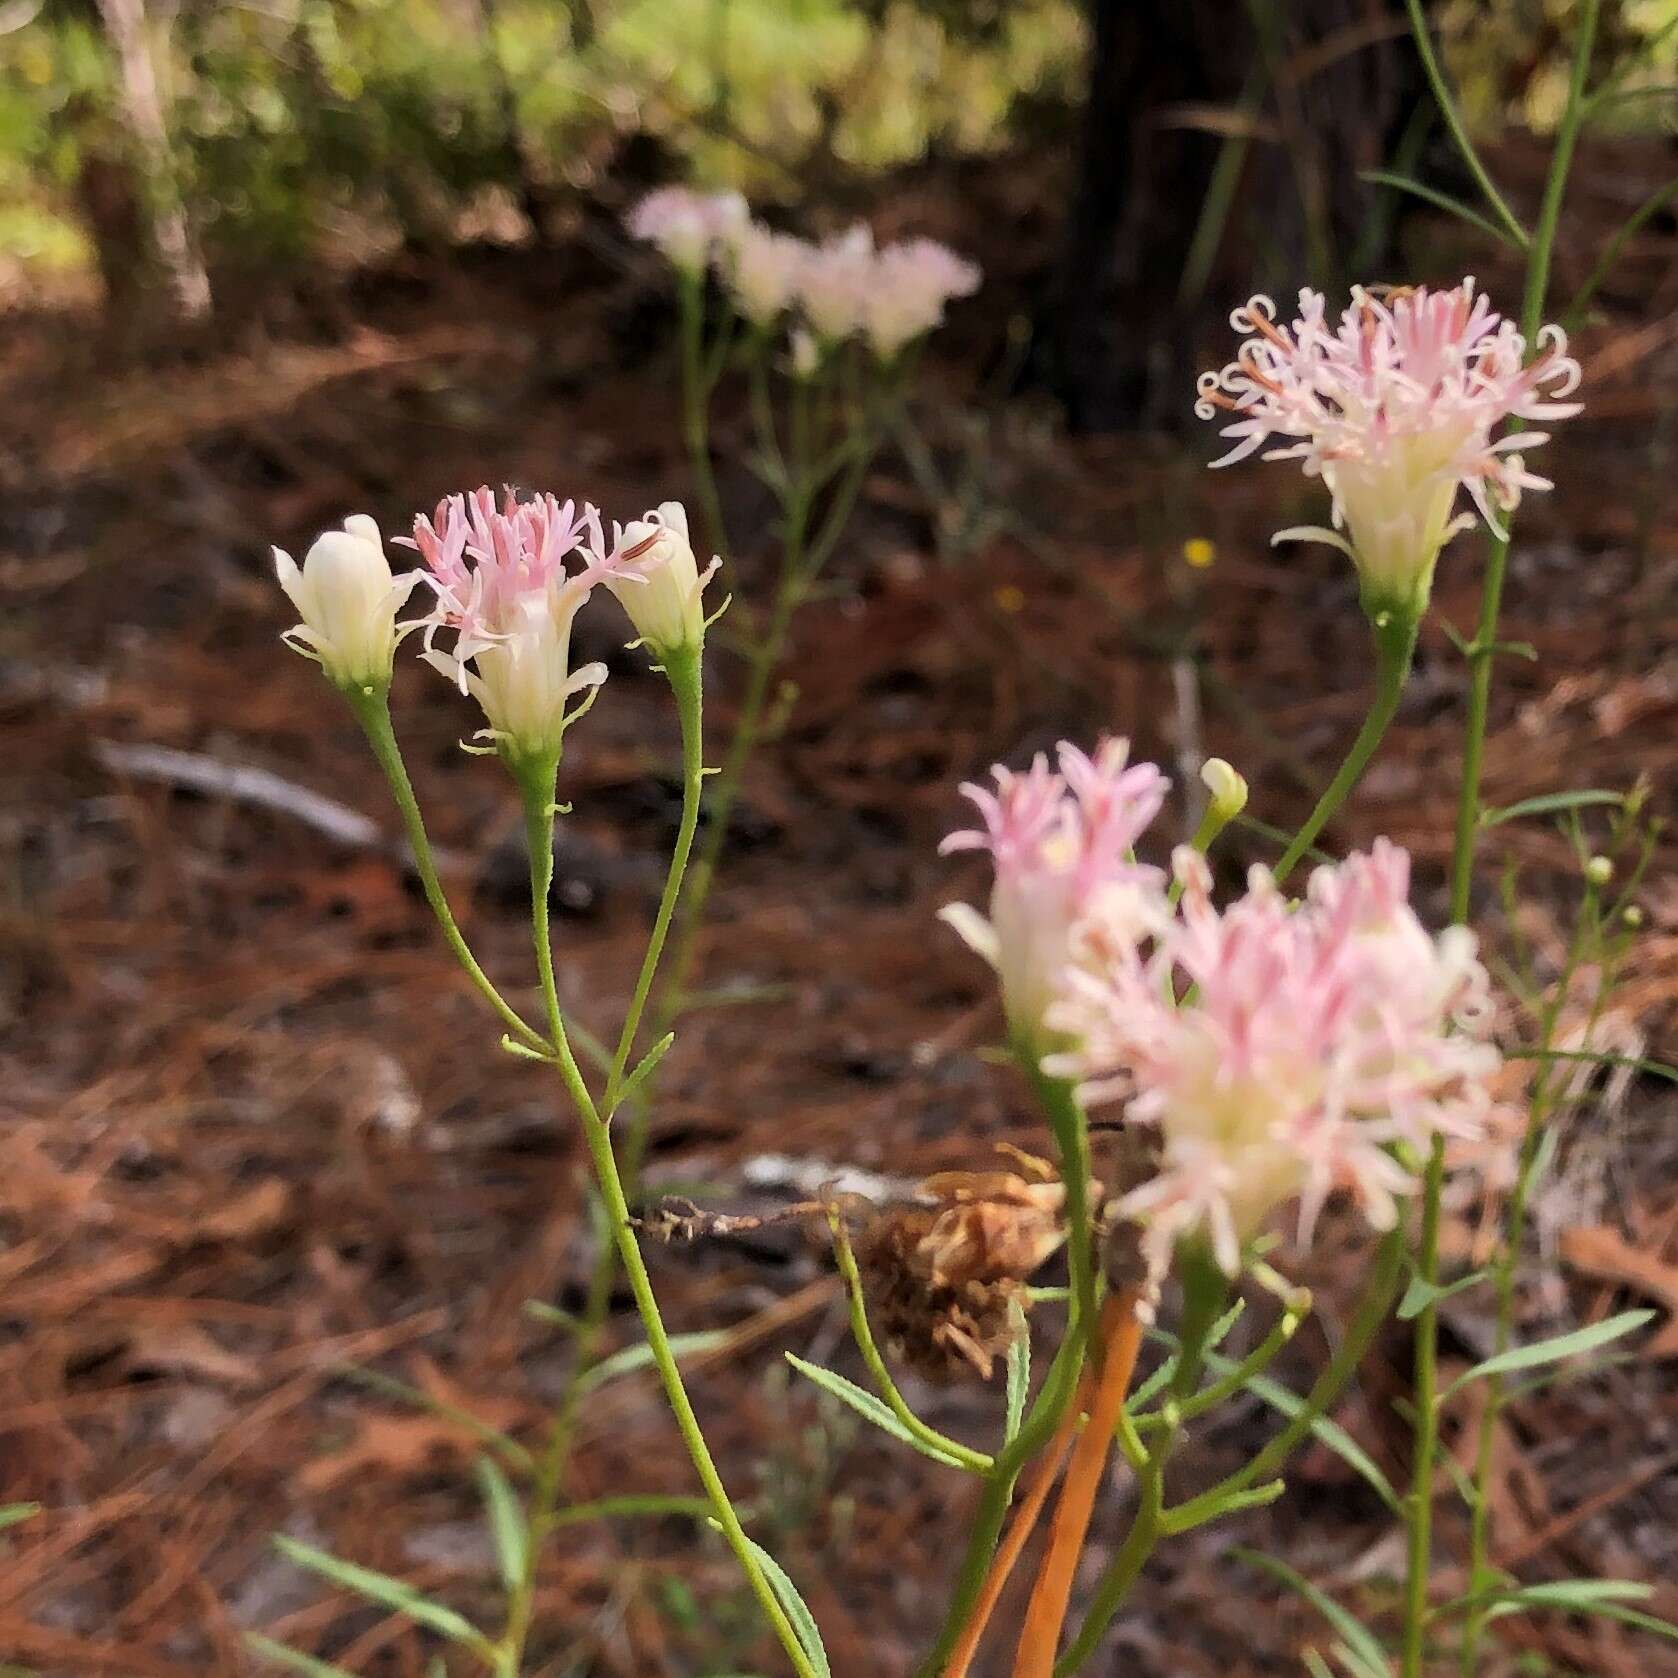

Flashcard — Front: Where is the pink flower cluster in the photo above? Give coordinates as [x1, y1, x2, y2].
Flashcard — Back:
[1045, 837, 1501, 1275]
[1195, 280, 1582, 608]
[625, 188, 980, 360]
[938, 739, 1169, 1038]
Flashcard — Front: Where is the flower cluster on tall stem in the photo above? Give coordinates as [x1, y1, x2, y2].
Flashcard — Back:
[1197, 279, 1581, 622]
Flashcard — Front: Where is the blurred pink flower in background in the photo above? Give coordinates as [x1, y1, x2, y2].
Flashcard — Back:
[626, 186, 750, 274]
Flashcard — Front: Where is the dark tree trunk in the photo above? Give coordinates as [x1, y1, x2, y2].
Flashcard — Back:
[1046, 0, 1424, 431]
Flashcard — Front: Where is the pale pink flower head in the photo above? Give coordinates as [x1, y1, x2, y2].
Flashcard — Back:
[865, 238, 981, 359]
[1196, 280, 1582, 616]
[1046, 841, 1503, 1275]
[726, 223, 811, 327]
[939, 739, 1170, 1040]
[626, 187, 750, 275]
[795, 224, 878, 343]
[590, 500, 721, 656]
[403, 488, 608, 763]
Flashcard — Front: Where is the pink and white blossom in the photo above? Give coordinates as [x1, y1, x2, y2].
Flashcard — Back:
[726, 224, 810, 326]
[939, 739, 1169, 1038]
[275, 514, 420, 691]
[795, 224, 878, 342]
[404, 488, 608, 761]
[1046, 838, 1502, 1274]
[1195, 280, 1582, 612]
[626, 187, 750, 274]
[865, 237, 981, 358]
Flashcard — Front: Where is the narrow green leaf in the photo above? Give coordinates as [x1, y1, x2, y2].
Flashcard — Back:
[1304, 1651, 1336, 1678]
[1215, 1366, 1400, 1514]
[0, 1504, 41, 1533]
[1003, 1305, 1030, 1448]
[245, 1634, 357, 1678]
[1358, 168, 1522, 250]
[1237, 1550, 1389, 1675]
[523, 1299, 583, 1332]
[785, 1355, 964, 1468]
[713, 1523, 832, 1678]
[1161, 1478, 1284, 1534]
[1396, 1269, 1488, 1320]
[273, 1536, 487, 1649]
[1480, 789, 1625, 828]
[475, 1456, 527, 1594]
[1329, 1639, 1392, 1678]
[1503, 1047, 1678, 1086]
[576, 1329, 728, 1397]
[1478, 1579, 1677, 1640]
[1442, 1310, 1655, 1399]
[616, 1032, 676, 1106]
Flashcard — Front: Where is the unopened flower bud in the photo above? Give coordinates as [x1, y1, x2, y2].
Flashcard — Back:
[1586, 855, 1614, 887]
[600, 502, 720, 656]
[274, 515, 417, 692]
[1200, 758, 1248, 821]
[1622, 904, 1644, 929]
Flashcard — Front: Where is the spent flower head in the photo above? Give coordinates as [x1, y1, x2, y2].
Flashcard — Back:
[1046, 838, 1502, 1275]
[274, 514, 419, 693]
[1196, 279, 1581, 618]
[939, 739, 1169, 1041]
[404, 487, 608, 766]
[626, 186, 750, 275]
[591, 500, 720, 657]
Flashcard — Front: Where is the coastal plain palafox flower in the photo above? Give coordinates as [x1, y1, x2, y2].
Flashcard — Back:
[938, 739, 1170, 1039]
[1195, 279, 1582, 614]
[725, 223, 809, 327]
[274, 514, 419, 691]
[625, 186, 750, 274]
[864, 237, 982, 358]
[404, 487, 608, 763]
[593, 500, 720, 655]
[1045, 838, 1503, 1275]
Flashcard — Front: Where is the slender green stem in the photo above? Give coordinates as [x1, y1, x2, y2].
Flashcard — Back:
[515, 772, 819, 1678]
[680, 271, 731, 559]
[1458, 883, 1601, 1672]
[349, 689, 549, 1055]
[1023, 1062, 1099, 1351]
[605, 644, 706, 1112]
[1407, 12, 1597, 1673]
[1273, 609, 1417, 885]
[1402, 0, 1530, 248]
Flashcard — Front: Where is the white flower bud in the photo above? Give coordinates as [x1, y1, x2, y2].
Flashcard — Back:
[602, 502, 720, 656]
[274, 515, 417, 691]
[1200, 758, 1249, 820]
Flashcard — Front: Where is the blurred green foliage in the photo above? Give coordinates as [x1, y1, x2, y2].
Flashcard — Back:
[0, 0, 1082, 284]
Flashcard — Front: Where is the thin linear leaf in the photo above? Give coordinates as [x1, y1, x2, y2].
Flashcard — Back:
[1003, 1302, 1030, 1448]
[273, 1536, 488, 1649]
[575, 1329, 729, 1397]
[0, 1504, 41, 1533]
[614, 1032, 676, 1107]
[1486, 1597, 1678, 1639]
[1236, 1550, 1389, 1675]
[1215, 1365, 1400, 1513]
[523, 1299, 583, 1332]
[475, 1456, 527, 1593]
[1330, 1640, 1391, 1678]
[1397, 1269, 1488, 1321]
[1359, 168, 1521, 250]
[1478, 1579, 1677, 1640]
[245, 1633, 358, 1678]
[1304, 1651, 1336, 1678]
[1503, 1047, 1678, 1086]
[713, 1523, 832, 1678]
[785, 1355, 965, 1468]
[1161, 1477, 1284, 1534]
[1442, 1310, 1654, 1399]
[1480, 789, 1625, 828]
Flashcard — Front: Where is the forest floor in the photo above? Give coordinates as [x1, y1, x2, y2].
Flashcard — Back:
[4, 139, 1678, 1678]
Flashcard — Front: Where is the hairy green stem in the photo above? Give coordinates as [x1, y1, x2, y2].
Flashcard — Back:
[515, 771, 819, 1678]
[349, 689, 549, 1055]
[1405, 9, 1597, 1672]
[1273, 609, 1417, 885]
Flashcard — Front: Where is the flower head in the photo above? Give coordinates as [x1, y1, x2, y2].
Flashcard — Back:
[795, 224, 878, 342]
[939, 739, 1169, 1040]
[626, 187, 749, 275]
[1046, 839, 1502, 1275]
[726, 224, 810, 327]
[404, 488, 607, 764]
[274, 514, 418, 692]
[865, 238, 981, 359]
[593, 500, 720, 656]
[1196, 280, 1581, 616]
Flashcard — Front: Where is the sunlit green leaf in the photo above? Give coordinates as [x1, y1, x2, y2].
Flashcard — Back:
[1359, 168, 1522, 250]
[1003, 1301, 1030, 1448]
[1442, 1310, 1654, 1399]
[1396, 1269, 1487, 1320]
[713, 1523, 832, 1678]
[273, 1536, 488, 1648]
[1480, 789, 1625, 828]
[576, 1329, 728, 1396]
[785, 1354, 964, 1468]
[1236, 1550, 1389, 1675]
[475, 1456, 527, 1594]
[0, 1504, 40, 1533]
[245, 1633, 357, 1677]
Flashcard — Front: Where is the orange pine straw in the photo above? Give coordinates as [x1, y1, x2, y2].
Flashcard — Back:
[1012, 1289, 1145, 1678]
[941, 1362, 1095, 1678]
